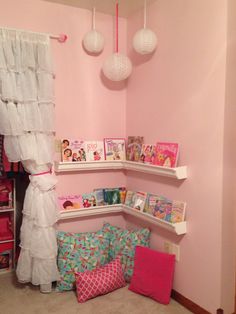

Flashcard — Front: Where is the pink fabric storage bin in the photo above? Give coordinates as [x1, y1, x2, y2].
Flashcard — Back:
[0, 214, 13, 241]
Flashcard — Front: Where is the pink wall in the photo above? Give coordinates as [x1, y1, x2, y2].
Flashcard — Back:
[126, 0, 234, 313]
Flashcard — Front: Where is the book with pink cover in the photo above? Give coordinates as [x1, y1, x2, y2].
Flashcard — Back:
[170, 200, 186, 223]
[126, 136, 144, 162]
[154, 142, 179, 167]
[84, 141, 105, 162]
[104, 138, 126, 161]
[139, 144, 156, 164]
[61, 139, 86, 162]
[58, 195, 83, 211]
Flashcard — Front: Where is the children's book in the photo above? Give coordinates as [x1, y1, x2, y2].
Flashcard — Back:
[104, 138, 126, 161]
[119, 187, 127, 204]
[93, 189, 105, 206]
[139, 144, 156, 164]
[152, 196, 170, 220]
[103, 188, 121, 205]
[171, 200, 186, 223]
[82, 193, 97, 208]
[124, 190, 136, 208]
[153, 142, 179, 168]
[161, 199, 173, 222]
[58, 195, 83, 211]
[85, 141, 105, 162]
[61, 139, 86, 162]
[0, 178, 14, 210]
[144, 193, 160, 215]
[126, 136, 144, 162]
[0, 250, 12, 271]
[133, 191, 147, 211]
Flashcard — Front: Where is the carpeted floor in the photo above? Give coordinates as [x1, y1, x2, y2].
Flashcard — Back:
[0, 272, 193, 314]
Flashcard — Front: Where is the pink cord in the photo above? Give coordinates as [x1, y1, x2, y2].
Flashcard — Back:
[116, 2, 118, 53]
[31, 169, 52, 176]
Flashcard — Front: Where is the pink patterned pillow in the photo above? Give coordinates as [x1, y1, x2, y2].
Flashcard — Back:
[75, 257, 126, 303]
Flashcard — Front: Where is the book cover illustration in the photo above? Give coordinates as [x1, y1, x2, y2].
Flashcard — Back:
[144, 193, 161, 215]
[124, 190, 136, 208]
[152, 196, 170, 220]
[82, 193, 97, 208]
[119, 187, 127, 204]
[85, 141, 105, 162]
[133, 191, 147, 211]
[93, 189, 105, 206]
[0, 178, 14, 210]
[126, 136, 144, 162]
[139, 144, 156, 164]
[154, 142, 179, 168]
[58, 195, 83, 211]
[171, 200, 186, 223]
[104, 138, 126, 161]
[61, 139, 86, 162]
[0, 250, 12, 271]
[161, 199, 173, 222]
[103, 188, 121, 205]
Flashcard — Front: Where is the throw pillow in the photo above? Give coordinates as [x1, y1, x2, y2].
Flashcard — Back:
[103, 222, 150, 282]
[129, 246, 175, 304]
[75, 257, 126, 303]
[56, 227, 110, 291]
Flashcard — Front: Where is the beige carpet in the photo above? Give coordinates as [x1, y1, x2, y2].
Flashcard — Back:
[0, 272, 193, 314]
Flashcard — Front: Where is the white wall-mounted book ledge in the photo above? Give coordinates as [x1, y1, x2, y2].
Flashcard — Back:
[59, 204, 187, 235]
[54, 161, 187, 180]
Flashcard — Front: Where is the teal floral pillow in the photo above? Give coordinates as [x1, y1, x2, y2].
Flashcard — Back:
[103, 222, 150, 282]
[56, 227, 110, 291]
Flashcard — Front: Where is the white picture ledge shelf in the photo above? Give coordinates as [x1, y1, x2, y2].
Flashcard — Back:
[59, 205, 187, 235]
[54, 161, 187, 180]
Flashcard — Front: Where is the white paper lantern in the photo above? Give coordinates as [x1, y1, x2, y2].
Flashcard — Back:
[83, 29, 105, 54]
[133, 28, 157, 55]
[102, 52, 132, 81]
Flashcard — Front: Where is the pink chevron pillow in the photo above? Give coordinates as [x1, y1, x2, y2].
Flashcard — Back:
[129, 246, 175, 305]
[75, 257, 126, 303]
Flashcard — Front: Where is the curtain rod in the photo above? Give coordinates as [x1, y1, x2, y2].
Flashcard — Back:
[0, 26, 68, 43]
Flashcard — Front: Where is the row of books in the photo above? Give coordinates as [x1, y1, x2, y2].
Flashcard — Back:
[58, 187, 126, 210]
[61, 137, 179, 168]
[125, 191, 186, 224]
[58, 188, 186, 224]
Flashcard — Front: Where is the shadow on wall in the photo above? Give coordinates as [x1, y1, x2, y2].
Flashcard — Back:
[100, 70, 127, 90]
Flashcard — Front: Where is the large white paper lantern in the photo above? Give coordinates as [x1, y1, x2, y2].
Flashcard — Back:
[133, 28, 157, 55]
[82, 8, 105, 54]
[132, 0, 157, 55]
[102, 52, 132, 81]
[83, 29, 104, 54]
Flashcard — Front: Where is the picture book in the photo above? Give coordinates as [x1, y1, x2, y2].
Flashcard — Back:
[93, 188, 105, 206]
[133, 191, 147, 211]
[154, 142, 179, 168]
[139, 144, 156, 164]
[0, 178, 14, 210]
[104, 138, 126, 161]
[61, 139, 86, 162]
[161, 198, 173, 222]
[103, 188, 121, 205]
[171, 200, 186, 223]
[119, 187, 127, 204]
[124, 190, 136, 208]
[126, 136, 144, 162]
[144, 193, 162, 215]
[58, 195, 83, 211]
[82, 193, 97, 208]
[85, 141, 105, 162]
[0, 250, 12, 271]
[152, 196, 171, 220]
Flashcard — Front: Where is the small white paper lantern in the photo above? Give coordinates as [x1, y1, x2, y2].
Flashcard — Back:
[83, 7, 105, 54]
[102, 52, 132, 81]
[133, 28, 157, 55]
[83, 29, 105, 54]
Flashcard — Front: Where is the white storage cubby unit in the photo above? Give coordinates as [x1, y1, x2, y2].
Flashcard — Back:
[55, 160, 187, 235]
[0, 179, 16, 274]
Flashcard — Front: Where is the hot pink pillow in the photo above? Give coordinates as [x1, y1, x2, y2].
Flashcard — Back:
[75, 257, 126, 303]
[129, 246, 175, 305]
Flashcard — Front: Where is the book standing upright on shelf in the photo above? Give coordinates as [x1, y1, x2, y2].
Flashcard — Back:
[132, 191, 147, 211]
[58, 195, 83, 210]
[124, 191, 136, 208]
[82, 193, 97, 208]
[104, 138, 126, 161]
[61, 139, 86, 162]
[126, 136, 144, 162]
[154, 142, 179, 167]
[171, 200, 186, 223]
[85, 141, 105, 161]
[139, 144, 156, 164]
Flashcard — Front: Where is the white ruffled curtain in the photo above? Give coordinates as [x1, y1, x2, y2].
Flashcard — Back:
[0, 29, 59, 292]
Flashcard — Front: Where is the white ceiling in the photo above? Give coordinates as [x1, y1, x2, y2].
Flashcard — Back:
[44, 0, 157, 18]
